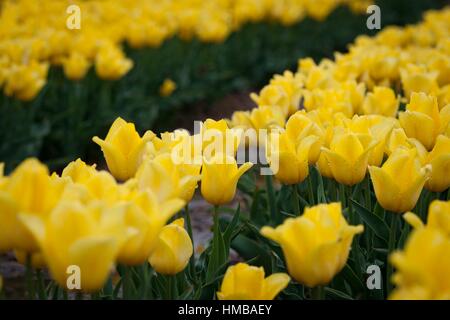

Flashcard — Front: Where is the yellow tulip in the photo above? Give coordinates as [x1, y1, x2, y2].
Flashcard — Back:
[400, 67, 439, 99]
[261, 203, 363, 287]
[404, 200, 450, 236]
[159, 78, 177, 97]
[201, 119, 241, 157]
[4, 61, 48, 101]
[362, 86, 399, 117]
[116, 190, 185, 265]
[95, 44, 133, 81]
[321, 129, 377, 186]
[285, 111, 324, 164]
[61, 159, 97, 184]
[338, 115, 398, 166]
[427, 200, 450, 235]
[385, 128, 414, 156]
[149, 218, 193, 275]
[389, 227, 450, 300]
[251, 84, 289, 116]
[0, 159, 66, 252]
[19, 201, 130, 292]
[411, 135, 450, 192]
[399, 92, 442, 150]
[248, 105, 286, 131]
[268, 132, 319, 185]
[136, 153, 201, 203]
[201, 153, 253, 205]
[369, 148, 431, 213]
[217, 263, 290, 300]
[62, 52, 90, 81]
[93, 117, 155, 181]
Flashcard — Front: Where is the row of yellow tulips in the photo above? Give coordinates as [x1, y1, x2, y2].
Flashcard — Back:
[1, 6, 450, 300]
[0, 0, 370, 101]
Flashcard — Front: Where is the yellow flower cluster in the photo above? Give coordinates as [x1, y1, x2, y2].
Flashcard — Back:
[0, 0, 369, 101]
[389, 201, 450, 299]
[0, 116, 256, 292]
[230, 7, 450, 213]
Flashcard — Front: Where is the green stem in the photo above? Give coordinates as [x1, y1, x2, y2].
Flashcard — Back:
[36, 269, 47, 300]
[387, 213, 399, 295]
[346, 185, 355, 224]
[311, 286, 325, 300]
[365, 175, 371, 212]
[265, 175, 277, 223]
[25, 254, 35, 300]
[291, 185, 300, 215]
[184, 204, 198, 284]
[120, 265, 132, 300]
[339, 183, 346, 207]
[307, 173, 315, 205]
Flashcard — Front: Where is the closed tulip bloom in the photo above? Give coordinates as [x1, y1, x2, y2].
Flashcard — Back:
[217, 263, 290, 300]
[411, 135, 450, 192]
[62, 52, 90, 81]
[93, 117, 155, 181]
[201, 153, 253, 205]
[149, 218, 193, 275]
[369, 148, 431, 213]
[321, 129, 377, 186]
[268, 132, 319, 185]
[19, 201, 130, 292]
[399, 92, 442, 150]
[363, 86, 399, 117]
[261, 203, 363, 287]
[389, 227, 450, 300]
[116, 190, 185, 265]
[61, 159, 97, 184]
[0, 159, 66, 252]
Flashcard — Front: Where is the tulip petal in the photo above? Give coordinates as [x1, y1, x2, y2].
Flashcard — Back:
[262, 273, 290, 299]
[69, 236, 118, 292]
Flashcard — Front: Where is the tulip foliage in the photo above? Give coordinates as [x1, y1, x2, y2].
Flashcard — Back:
[1, 5, 450, 301]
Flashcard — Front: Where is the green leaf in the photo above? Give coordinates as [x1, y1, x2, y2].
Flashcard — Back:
[325, 287, 354, 300]
[351, 199, 389, 243]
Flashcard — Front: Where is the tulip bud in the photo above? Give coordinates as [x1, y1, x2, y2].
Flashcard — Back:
[217, 263, 290, 300]
[149, 218, 193, 275]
